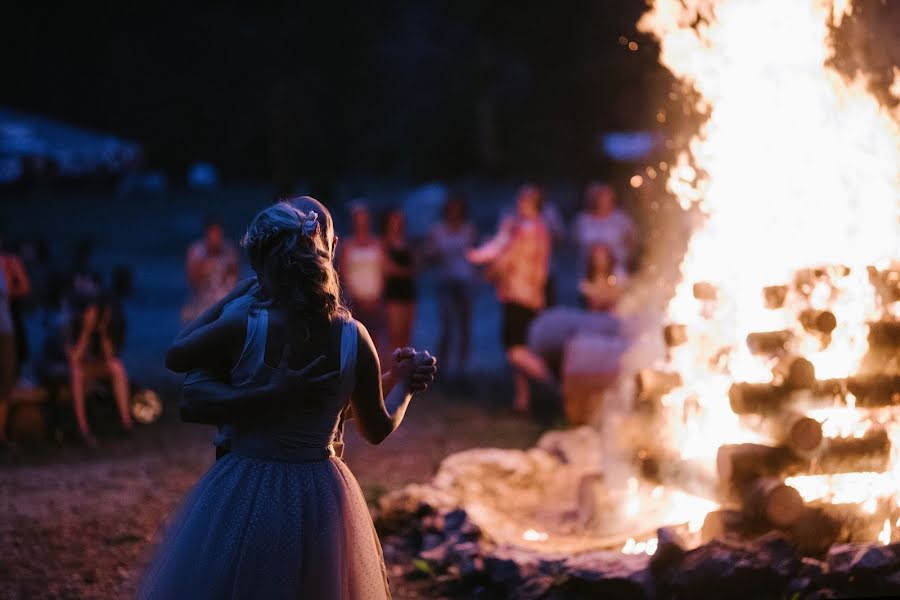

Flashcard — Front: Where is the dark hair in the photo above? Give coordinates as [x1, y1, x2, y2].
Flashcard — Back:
[242, 202, 348, 322]
[204, 215, 223, 230]
[442, 192, 468, 221]
[585, 243, 614, 282]
[380, 208, 405, 236]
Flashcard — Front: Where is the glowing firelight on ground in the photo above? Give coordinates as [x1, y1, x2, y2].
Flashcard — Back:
[637, 0, 900, 535]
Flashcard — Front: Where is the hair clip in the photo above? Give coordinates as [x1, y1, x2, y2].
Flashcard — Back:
[301, 211, 320, 237]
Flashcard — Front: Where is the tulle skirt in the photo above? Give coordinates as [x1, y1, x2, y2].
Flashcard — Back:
[140, 453, 391, 600]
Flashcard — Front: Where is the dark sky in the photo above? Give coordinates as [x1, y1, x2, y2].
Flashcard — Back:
[1, 1, 896, 184]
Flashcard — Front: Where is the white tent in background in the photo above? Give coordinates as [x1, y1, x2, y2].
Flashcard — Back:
[0, 106, 142, 183]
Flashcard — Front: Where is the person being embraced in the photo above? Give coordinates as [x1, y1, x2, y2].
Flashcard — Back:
[165, 196, 436, 460]
[144, 198, 436, 599]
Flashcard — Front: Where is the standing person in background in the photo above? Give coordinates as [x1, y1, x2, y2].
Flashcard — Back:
[339, 202, 384, 350]
[0, 246, 31, 376]
[468, 184, 553, 414]
[573, 183, 636, 281]
[182, 216, 239, 323]
[382, 208, 416, 351]
[0, 245, 28, 450]
[427, 193, 477, 377]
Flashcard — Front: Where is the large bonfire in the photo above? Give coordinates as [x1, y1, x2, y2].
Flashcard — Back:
[630, 0, 900, 551]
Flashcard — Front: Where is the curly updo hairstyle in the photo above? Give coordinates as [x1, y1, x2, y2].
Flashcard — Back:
[241, 201, 349, 322]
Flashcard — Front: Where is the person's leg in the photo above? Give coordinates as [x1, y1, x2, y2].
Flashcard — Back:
[69, 359, 96, 445]
[436, 284, 454, 372]
[399, 302, 414, 349]
[512, 371, 530, 414]
[385, 302, 414, 351]
[507, 345, 553, 383]
[0, 334, 15, 443]
[455, 283, 472, 373]
[106, 357, 133, 431]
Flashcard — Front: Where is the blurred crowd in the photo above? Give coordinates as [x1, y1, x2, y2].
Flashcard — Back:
[182, 181, 636, 418]
[0, 180, 637, 450]
[0, 236, 136, 450]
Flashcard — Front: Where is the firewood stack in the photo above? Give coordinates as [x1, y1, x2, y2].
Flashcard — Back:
[634, 263, 900, 545]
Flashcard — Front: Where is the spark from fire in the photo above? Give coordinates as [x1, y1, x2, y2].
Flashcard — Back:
[638, 0, 900, 533]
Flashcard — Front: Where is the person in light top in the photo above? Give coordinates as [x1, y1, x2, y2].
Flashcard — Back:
[572, 183, 635, 281]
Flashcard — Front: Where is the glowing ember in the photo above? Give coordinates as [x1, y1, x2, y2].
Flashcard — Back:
[622, 536, 659, 556]
[637, 0, 900, 535]
[879, 519, 892, 545]
[522, 528, 549, 542]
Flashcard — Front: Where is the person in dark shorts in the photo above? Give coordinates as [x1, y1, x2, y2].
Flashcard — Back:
[382, 209, 416, 351]
[468, 184, 554, 413]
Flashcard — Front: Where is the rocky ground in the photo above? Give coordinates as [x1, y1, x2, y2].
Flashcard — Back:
[0, 384, 544, 600]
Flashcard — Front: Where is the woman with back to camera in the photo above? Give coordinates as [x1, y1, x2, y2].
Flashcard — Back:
[142, 201, 435, 599]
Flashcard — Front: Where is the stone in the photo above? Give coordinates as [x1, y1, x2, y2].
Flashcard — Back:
[665, 537, 798, 599]
[555, 551, 654, 600]
[484, 546, 543, 588]
[826, 543, 900, 578]
[442, 508, 468, 532]
[421, 533, 444, 552]
[650, 525, 688, 574]
[786, 557, 827, 597]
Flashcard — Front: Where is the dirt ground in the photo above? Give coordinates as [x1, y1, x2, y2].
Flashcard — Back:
[0, 384, 543, 600]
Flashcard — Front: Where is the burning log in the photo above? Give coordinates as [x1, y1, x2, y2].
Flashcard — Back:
[810, 500, 891, 544]
[799, 309, 837, 336]
[763, 285, 789, 309]
[635, 369, 682, 401]
[638, 451, 719, 500]
[868, 265, 900, 304]
[729, 383, 793, 415]
[740, 477, 805, 528]
[693, 282, 718, 301]
[700, 510, 767, 544]
[746, 330, 792, 355]
[717, 443, 809, 486]
[772, 355, 816, 389]
[814, 429, 891, 474]
[867, 320, 900, 349]
[784, 506, 843, 557]
[732, 375, 900, 413]
[748, 410, 824, 453]
[664, 324, 688, 347]
[844, 375, 900, 408]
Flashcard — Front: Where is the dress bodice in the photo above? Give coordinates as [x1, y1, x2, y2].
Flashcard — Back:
[228, 305, 358, 462]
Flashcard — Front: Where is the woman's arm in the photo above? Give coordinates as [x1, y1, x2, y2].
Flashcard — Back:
[4, 256, 31, 298]
[165, 301, 247, 373]
[166, 279, 256, 372]
[467, 216, 512, 265]
[349, 322, 415, 444]
[180, 351, 340, 424]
